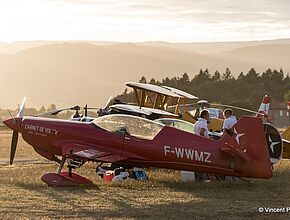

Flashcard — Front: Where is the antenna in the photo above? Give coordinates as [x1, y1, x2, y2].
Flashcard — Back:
[8, 110, 16, 122]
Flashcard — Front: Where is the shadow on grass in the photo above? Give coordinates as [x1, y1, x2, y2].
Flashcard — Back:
[144, 168, 290, 217]
[3, 163, 290, 219]
[15, 181, 100, 191]
[0, 188, 279, 219]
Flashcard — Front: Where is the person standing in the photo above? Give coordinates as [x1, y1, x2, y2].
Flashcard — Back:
[194, 109, 210, 137]
[223, 108, 237, 135]
[193, 109, 210, 181]
[223, 108, 238, 181]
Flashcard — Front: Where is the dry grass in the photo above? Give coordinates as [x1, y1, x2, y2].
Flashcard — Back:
[1, 131, 290, 219]
[0, 131, 43, 163]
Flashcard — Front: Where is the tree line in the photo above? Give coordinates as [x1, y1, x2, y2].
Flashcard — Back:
[116, 68, 290, 111]
[1, 67, 289, 121]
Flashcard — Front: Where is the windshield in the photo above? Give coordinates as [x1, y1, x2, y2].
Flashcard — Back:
[93, 114, 164, 140]
[155, 118, 195, 134]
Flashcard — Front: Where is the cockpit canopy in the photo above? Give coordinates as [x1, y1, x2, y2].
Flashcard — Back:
[155, 118, 195, 134]
[93, 114, 164, 140]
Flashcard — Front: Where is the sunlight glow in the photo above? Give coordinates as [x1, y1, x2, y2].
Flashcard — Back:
[0, 0, 289, 42]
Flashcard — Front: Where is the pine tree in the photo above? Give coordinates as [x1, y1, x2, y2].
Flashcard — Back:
[139, 76, 147, 83]
[212, 71, 220, 81]
[222, 68, 233, 80]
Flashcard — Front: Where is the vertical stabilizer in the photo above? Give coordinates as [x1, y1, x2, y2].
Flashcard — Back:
[220, 116, 273, 178]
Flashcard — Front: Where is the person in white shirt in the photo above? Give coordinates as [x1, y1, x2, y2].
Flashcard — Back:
[223, 108, 237, 135]
[194, 109, 210, 182]
[194, 109, 210, 137]
[222, 108, 238, 182]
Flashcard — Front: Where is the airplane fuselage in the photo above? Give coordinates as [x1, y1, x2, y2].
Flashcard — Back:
[16, 116, 272, 179]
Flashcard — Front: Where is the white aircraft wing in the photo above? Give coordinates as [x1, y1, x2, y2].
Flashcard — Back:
[110, 104, 178, 117]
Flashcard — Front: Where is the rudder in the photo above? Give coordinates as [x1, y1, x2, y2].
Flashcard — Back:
[220, 116, 272, 179]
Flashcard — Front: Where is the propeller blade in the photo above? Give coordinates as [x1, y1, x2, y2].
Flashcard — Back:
[10, 131, 19, 165]
[103, 96, 112, 110]
[37, 103, 103, 117]
[212, 104, 258, 114]
[17, 96, 27, 117]
[37, 107, 75, 117]
[51, 109, 67, 116]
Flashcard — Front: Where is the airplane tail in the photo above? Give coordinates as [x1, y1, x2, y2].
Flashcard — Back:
[254, 95, 284, 164]
[220, 116, 273, 179]
[256, 95, 271, 119]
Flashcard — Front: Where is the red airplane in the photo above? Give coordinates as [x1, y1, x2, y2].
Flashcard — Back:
[4, 97, 274, 187]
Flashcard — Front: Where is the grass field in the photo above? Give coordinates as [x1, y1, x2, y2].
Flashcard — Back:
[1, 131, 290, 219]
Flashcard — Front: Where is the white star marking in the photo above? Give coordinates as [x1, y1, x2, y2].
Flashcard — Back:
[268, 136, 279, 153]
[234, 128, 245, 145]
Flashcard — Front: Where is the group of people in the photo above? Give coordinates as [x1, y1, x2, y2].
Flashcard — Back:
[193, 108, 238, 182]
[194, 108, 237, 138]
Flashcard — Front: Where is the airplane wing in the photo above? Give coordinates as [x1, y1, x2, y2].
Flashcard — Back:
[282, 138, 290, 158]
[162, 86, 199, 99]
[126, 82, 181, 98]
[60, 143, 128, 163]
[110, 104, 179, 117]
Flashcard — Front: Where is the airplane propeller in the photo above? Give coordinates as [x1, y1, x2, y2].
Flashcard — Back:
[5, 97, 27, 165]
[6, 96, 112, 165]
[36, 96, 113, 117]
[10, 131, 19, 165]
[187, 100, 259, 115]
[36, 105, 81, 116]
[86, 96, 112, 116]
[103, 96, 113, 110]
[210, 103, 258, 115]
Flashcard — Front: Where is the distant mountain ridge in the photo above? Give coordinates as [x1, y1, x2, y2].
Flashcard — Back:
[0, 41, 289, 108]
[139, 38, 290, 54]
[1, 38, 290, 54]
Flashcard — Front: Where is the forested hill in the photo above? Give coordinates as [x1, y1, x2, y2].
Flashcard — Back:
[0, 41, 290, 108]
[115, 68, 290, 111]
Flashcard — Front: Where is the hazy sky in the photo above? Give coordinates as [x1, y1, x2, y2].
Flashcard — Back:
[0, 0, 289, 42]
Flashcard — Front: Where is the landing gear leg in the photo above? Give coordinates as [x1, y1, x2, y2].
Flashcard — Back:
[68, 165, 73, 177]
[42, 155, 93, 187]
[57, 156, 66, 174]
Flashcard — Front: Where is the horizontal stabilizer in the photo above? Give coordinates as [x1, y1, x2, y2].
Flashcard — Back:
[220, 143, 251, 162]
